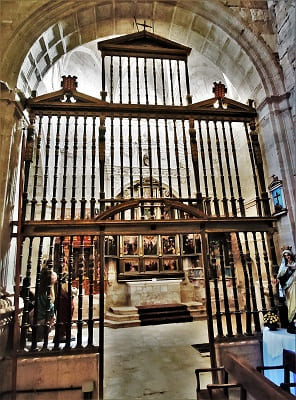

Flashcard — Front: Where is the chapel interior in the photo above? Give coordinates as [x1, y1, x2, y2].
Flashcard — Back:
[0, 1, 295, 399]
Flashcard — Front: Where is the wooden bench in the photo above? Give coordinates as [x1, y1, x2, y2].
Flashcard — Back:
[257, 349, 296, 394]
[195, 351, 295, 399]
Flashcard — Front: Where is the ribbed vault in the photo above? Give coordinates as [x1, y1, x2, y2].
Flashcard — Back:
[4, 0, 283, 105]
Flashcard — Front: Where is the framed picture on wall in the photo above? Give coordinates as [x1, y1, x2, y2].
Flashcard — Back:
[105, 235, 117, 256]
[143, 235, 158, 255]
[122, 258, 139, 273]
[123, 236, 138, 255]
[162, 236, 176, 255]
[163, 258, 178, 271]
[182, 234, 201, 254]
[144, 258, 159, 272]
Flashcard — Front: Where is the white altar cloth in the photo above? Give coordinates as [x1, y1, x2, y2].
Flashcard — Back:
[262, 327, 296, 394]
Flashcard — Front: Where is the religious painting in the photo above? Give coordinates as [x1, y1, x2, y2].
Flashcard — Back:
[122, 258, 139, 273]
[123, 236, 138, 255]
[162, 236, 176, 255]
[182, 234, 195, 254]
[163, 258, 178, 271]
[105, 235, 117, 256]
[144, 258, 159, 272]
[143, 235, 158, 255]
[182, 234, 201, 254]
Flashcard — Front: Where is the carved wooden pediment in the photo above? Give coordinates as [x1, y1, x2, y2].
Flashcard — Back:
[188, 97, 256, 113]
[28, 89, 108, 106]
[97, 30, 191, 59]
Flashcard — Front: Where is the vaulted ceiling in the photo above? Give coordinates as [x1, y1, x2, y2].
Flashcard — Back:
[0, 0, 284, 106]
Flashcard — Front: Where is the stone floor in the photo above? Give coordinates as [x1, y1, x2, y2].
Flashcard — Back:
[104, 320, 210, 400]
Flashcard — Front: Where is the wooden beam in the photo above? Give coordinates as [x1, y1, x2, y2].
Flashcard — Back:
[19, 217, 275, 237]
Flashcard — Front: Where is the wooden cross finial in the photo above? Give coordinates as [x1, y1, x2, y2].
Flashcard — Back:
[134, 17, 154, 32]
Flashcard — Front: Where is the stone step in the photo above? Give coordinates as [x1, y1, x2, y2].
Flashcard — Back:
[110, 306, 138, 315]
[105, 311, 139, 322]
[104, 319, 141, 328]
[140, 314, 193, 326]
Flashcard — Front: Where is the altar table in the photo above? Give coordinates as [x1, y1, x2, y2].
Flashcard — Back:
[262, 327, 296, 394]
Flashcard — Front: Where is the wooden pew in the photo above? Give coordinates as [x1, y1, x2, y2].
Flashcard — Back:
[257, 349, 296, 394]
[195, 351, 295, 399]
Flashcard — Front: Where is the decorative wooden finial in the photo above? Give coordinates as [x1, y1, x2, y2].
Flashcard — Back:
[61, 75, 78, 92]
[213, 82, 227, 98]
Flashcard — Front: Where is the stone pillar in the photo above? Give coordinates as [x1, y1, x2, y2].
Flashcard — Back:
[0, 82, 23, 290]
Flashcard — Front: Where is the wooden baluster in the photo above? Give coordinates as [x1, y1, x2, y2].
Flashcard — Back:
[262, 232, 276, 309]
[201, 232, 217, 370]
[31, 237, 43, 351]
[129, 118, 134, 199]
[206, 121, 220, 216]
[42, 237, 54, 350]
[188, 119, 203, 211]
[30, 115, 42, 220]
[41, 115, 52, 220]
[244, 232, 261, 332]
[20, 237, 34, 348]
[161, 59, 166, 105]
[101, 55, 107, 101]
[228, 122, 245, 216]
[99, 233, 105, 400]
[147, 120, 153, 196]
[236, 233, 252, 335]
[61, 115, 70, 219]
[164, 119, 172, 197]
[182, 120, 191, 198]
[136, 57, 140, 104]
[119, 117, 124, 203]
[155, 119, 163, 197]
[88, 237, 95, 347]
[128, 56, 131, 104]
[173, 120, 182, 198]
[153, 58, 157, 105]
[128, 118, 134, 219]
[244, 122, 262, 216]
[211, 249, 224, 337]
[54, 236, 64, 349]
[137, 118, 144, 218]
[99, 116, 106, 213]
[198, 120, 211, 215]
[76, 236, 84, 348]
[80, 116, 87, 219]
[221, 121, 236, 216]
[110, 117, 115, 200]
[218, 241, 233, 336]
[214, 121, 228, 216]
[169, 60, 174, 105]
[147, 119, 154, 217]
[110, 56, 113, 103]
[252, 232, 267, 312]
[90, 116, 96, 218]
[144, 57, 149, 104]
[23, 113, 35, 221]
[65, 236, 74, 348]
[119, 56, 122, 104]
[51, 116, 61, 220]
[248, 121, 271, 216]
[226, 233, 243, 335]
[185, 59, 191, 103]
[177, 60, 183, 106]
[71, 116, 78, 219]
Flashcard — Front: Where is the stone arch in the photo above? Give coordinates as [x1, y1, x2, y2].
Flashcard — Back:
[2, 0, 285, 102]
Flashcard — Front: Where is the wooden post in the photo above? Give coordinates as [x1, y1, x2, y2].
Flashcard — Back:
[71, 116, 78, 219]
[61, 116, 70, 219]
